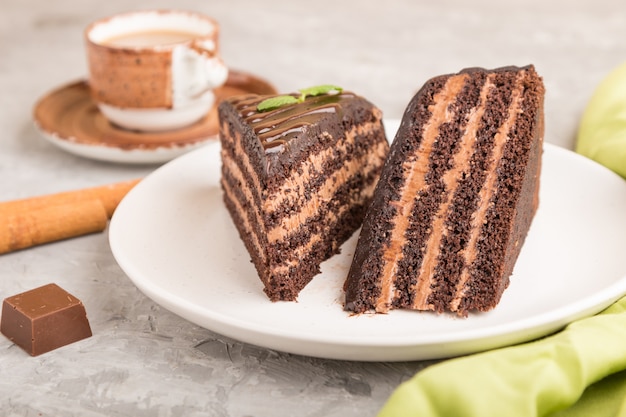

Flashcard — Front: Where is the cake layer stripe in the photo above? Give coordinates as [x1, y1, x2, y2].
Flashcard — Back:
[221, 177, 268, 274]
[271, 177, 378, 275]
[270, 197, 374, 295]
[266, 139, 388, 243]
[268, 165, 381, 255]
[449, 71, 526, 311]
[221, 153, 267, 233]
[220, 126, 269, 257]
[453, 69, 544, 313]
[264, 169, 379, 299]
[220, 124, 264, 209]
[374, 74, 469, 312]
[264, 120, 383, 217]
[410, 75, 496, 310]
[272, 234, 322, 276]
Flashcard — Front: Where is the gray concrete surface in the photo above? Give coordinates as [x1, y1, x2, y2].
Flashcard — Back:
[1, 0, 625, 415]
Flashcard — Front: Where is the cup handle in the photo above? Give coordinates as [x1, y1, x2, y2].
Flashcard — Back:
[172, 40, 228, 106]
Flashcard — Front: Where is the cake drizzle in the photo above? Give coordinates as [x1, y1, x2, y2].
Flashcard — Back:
[229, 93, 356, 152]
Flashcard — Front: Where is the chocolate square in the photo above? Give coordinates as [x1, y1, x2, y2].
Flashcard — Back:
[1, 283, 92, 356]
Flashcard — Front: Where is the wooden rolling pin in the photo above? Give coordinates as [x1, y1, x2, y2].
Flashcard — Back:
[0, 179, 140, 254]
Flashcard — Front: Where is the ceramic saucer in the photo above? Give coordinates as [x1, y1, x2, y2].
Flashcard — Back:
[33, 69, 277, 164]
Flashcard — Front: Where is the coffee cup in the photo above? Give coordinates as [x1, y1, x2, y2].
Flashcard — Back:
[85, 10, 228, 132]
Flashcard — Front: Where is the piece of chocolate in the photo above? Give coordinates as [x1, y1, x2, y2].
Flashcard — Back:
[1, 283, 92, 356]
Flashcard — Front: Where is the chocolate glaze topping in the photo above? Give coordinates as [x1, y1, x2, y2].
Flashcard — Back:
[227, 93, 355, 152]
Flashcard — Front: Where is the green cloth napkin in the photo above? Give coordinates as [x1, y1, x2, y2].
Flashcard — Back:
[377, 296, 626, 417]
[576, 62, 626, 179]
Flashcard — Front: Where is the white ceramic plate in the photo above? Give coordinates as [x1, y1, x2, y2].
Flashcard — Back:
[110, 120, 626, 361]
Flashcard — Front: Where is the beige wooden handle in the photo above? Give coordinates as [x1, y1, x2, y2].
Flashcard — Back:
[0, 179, 140, 254]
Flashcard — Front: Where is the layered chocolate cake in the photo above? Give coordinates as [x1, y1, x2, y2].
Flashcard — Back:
[219, 88, 389, 301]
[344, 65, 545, 316]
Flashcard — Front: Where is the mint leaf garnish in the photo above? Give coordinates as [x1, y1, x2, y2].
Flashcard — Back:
[257, 84, 344, 112]
[298, 85, 343, 100]
[257, 95, 299, 112]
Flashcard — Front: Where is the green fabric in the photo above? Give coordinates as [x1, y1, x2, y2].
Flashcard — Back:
[378, 296, 626, 417]
[576, 61, 626, 179]
[551, 370, 626, 417]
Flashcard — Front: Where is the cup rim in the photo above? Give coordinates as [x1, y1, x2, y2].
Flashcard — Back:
[84, 9, 220, 51]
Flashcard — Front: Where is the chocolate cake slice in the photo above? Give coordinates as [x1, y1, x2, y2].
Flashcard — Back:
[344, 65, 545, 316]
[219, 88, 389, 301]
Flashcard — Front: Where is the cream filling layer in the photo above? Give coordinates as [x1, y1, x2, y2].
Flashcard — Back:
[272, 234, 322, 276]
[449, 72, 526, 311]
[221, 122, 263, 207]
[266, 139, 388, 243]
[222, 154, 266, 236]
[374, 74, 469, 313]
[221, 175, 268, 281]
[271, 178, 379, 276]
[222, 125, 274, 255]
[221, 124, 268, 278]
[264, 120, 383, 215]
[410, 75, 496, 310]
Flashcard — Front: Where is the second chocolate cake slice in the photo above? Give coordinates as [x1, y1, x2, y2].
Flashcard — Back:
[344, 66, 545, 316]
[219, 88, 389, 301]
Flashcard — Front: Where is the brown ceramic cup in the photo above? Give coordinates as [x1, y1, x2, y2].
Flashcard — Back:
[85, 10, 228, 131]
